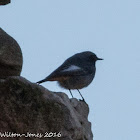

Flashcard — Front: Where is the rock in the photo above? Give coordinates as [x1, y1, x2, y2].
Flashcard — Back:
[0, 28, 23, 79]
[0, 0, 10, 5]
[0, 76, 93, 140]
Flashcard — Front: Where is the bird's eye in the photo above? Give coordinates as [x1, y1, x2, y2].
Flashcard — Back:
[89, 55, 94, 60]
[88, 54, 97, 61]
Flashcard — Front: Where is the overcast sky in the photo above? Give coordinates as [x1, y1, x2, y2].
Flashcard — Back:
[0, 0, 140, 140]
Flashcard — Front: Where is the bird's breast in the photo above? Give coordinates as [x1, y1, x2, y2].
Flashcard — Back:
[58, 73, 95, 90]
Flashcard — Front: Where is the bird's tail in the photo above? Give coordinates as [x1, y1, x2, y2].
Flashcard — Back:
[36, 79, 47, 84]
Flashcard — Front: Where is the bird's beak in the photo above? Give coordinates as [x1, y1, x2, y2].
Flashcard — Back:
[97, 57, 103, 60]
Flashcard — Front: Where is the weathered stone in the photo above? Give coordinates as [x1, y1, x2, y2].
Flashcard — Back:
[0, 28, 23, 79]
[0, 76, 93, 140]
[0, 0, 10, 5]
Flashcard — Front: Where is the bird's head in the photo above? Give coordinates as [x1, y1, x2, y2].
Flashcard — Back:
[81, 51, 103, 63]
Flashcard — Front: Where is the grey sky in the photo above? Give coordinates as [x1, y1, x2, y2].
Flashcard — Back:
[0, 0, 140, 139]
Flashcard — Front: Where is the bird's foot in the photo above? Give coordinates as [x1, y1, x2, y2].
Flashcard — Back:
[79, 99, 86, 103]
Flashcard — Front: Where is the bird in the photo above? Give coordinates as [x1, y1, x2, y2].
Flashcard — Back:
[37, 51, 103, 101]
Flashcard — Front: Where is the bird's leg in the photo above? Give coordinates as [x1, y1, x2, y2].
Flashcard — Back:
[69, 89, 74, 98]
[77, 89, 85, 102]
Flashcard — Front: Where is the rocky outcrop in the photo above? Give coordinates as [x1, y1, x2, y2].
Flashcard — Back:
[0, 28, 23, 79]
[0, 28, 93, 140]
[0, 0, 10, 5]
[0, 76, 93, 140]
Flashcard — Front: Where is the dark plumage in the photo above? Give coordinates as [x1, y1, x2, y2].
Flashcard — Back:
[37, 51, 103, 101]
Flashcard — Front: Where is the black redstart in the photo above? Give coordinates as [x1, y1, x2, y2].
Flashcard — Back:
[37, 51, 103, 101]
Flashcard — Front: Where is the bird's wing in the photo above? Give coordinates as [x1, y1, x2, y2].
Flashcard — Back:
[45, 64, 88, 81]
